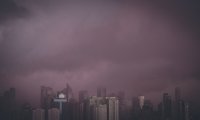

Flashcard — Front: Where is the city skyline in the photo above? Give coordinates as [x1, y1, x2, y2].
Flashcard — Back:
[0, 84, 194, 120]
[0, 83, 192, 108]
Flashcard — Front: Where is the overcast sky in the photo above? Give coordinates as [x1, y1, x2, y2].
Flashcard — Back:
[0, 0, 200, 106]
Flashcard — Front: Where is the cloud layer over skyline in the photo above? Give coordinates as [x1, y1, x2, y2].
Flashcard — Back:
[0, 0, 200, 106]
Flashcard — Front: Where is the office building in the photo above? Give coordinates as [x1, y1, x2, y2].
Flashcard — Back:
[175, 87, 181, 102]
[61, 83, 74, 102]
[40, 86, 55, 109]
[162, 93, 172, 120]
[106, 97, 119, 120]
[79, 90, 89, 102]
[97, 104, 107, 120]
[32, 108, 45, 120]
[48, 108, 60, 120]
[138, 96, 145, 110]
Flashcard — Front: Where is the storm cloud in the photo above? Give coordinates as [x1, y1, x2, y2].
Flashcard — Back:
[0, 0, 200, 105]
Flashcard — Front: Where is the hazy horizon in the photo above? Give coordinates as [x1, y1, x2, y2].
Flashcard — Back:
[0, 0, 200, 107]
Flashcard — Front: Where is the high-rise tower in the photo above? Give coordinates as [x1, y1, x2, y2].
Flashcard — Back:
[162, 93, 172, 120]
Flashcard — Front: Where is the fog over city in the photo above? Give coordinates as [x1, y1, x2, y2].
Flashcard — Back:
[0, 0, 200, 106]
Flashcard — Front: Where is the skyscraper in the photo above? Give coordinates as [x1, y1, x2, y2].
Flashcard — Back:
[62, 83, 74, 102]
[54, 93, 67, 115]
[86, 96, 103, 120]
[97, 104, 107, 120]
[117, 91, 125, 120]
[84, 96, 119, 120]
[40, 86, 55, 109]
[138, 96, 145, 110]
[175, 87, 181, 102]
[32, 108, 45, 120]
[0, 88, 17, 120]
[79, 90, 89, 102]
[48, 108, 60, 120]
[106, 97, 119, 120]
[162, 93, 172, 120]
[184, 102, 190, 120]
[21, 103, 32, 120]
[117, 91, 125, 105]
[174, 87, 185, 120]
[141, 100, 154, 120]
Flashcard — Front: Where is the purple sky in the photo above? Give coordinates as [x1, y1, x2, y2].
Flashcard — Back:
[0, 0, 200, 106]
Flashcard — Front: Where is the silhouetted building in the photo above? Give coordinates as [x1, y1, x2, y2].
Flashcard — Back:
[0, 88, 17, 120]
[41, 86, 55, 120]
[21, 103, 32, 120]
[158, 102, 163, 120]
[62, 99, 79, 120]
[62, 83, 74, 102]
[117, 91, 125, 105]
[48, 108, 60, 120]
[40, 86, 55, 109]
[174, 87, 187, 120]
[184, 102, 190, 120]
[162, 93, 172, 120]
[32, 108, 45, 120]
[117, 91, 125, 120]
[175, 87, 181, 102]
[132, 96, 141, 120]
[54, 92, 67, 120]
[141, 100, 154, 120]
[79, 90, 89, 102]
[79, 91, 89, 120]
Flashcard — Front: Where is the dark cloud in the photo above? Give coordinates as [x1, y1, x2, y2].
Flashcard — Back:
[0, 0, 200, 105]
[0, 0, 28, 22]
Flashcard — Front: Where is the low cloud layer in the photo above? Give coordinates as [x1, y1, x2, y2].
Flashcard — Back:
[0, 0, 200, 105]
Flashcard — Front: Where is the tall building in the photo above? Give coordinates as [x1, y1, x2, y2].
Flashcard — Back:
[48, 108, 60, 120]
[0, 88, 17, 120]
[97, 104, 107, 120]
[117, 91, 125, 105]
[79, 90, 89, 120]
[4, 88, 16, 109]
[79, 90, 89, 102]
[97, 87, 106, 97]
[62, 83, 74, 102]
[21, 103, 32, 120]
[162, 93, 172, 120]
[138, 96, 145, 110]
[141, 100, 154, 120]
[175, 87, 181, 102]
[184, 102, 190, 120]
[174, 87, 185, 120]
[82, 96, 104, 120]
[40, 86, 55, 109]
[117, 91, 125, 120]
[84, 96, 119, 120]
[41, 86, 55, 120]
[62, 99, 79, 120]
[32, 108, 45, 120]
[88, 96, 105, 120]
[106, 97, 119, 120]
[132, 97, 141, 120]
[53, 93, 67, 115]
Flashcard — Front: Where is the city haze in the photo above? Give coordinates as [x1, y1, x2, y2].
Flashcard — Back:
[0, 0, 200, 107]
